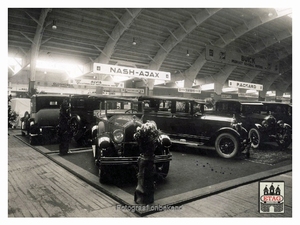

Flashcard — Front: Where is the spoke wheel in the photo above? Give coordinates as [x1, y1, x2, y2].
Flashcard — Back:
[70, 118, 81, 138]
[215, 133, 239, 159]
[249, 128, 260, 149]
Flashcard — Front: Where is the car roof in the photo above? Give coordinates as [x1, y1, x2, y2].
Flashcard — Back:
[32, 94, 69, 98]
[216, 99, 263, 105]
[70, 94, 137, 101]
[138, 95, 205, 103]
[262, 101, 291, 106]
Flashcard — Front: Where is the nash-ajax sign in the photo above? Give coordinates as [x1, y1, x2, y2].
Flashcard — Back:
[93, 63, 171, 81]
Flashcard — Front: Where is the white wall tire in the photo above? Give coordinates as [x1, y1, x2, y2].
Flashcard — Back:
[249, 128, 260, 149]
[215, 133, 239, 159]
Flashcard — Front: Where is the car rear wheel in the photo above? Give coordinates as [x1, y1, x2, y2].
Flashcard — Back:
[215, 133, 239, 159]
[249, 128, 261, 149]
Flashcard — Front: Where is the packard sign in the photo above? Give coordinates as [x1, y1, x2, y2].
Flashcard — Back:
[93, 63, 171, 81]
[228, 80, 263, 91]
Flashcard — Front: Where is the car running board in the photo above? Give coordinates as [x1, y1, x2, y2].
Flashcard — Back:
[171, 139, 215, 150]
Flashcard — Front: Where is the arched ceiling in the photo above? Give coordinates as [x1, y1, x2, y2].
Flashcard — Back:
[8, 8, 292, 95]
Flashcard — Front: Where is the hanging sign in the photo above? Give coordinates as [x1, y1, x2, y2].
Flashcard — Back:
[121, 88, 144, 94]
[178, 88, 201, 93]
[228, 80, 263, 91]
[69, 79, 124, 87]
[93, 63, 171, 81]
[206, 45, 279, 73]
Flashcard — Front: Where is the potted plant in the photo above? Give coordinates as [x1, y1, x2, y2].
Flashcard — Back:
[133, 120, 159, 205]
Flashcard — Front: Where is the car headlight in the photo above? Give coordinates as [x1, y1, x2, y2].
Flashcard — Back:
[262, 120, 269, 128]
[113, 129, 124, 144]
[98, 137, 110, 149]
[158, 134, 172, 148]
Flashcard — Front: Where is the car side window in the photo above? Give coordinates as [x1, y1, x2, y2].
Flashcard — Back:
[193, 103, 203, 114]
[175, 101, 190, 113]
[158, 100, 171, 112]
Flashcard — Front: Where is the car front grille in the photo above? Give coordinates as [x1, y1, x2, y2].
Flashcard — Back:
[123, 124, 140, 156]
[124, 124, 138, 142]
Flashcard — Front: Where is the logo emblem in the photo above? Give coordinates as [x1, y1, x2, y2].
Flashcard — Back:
[259, 181, 284, 213]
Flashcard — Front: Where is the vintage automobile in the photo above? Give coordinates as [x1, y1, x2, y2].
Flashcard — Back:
[21, 94, 69, 145]
[137, 96, 250, 159]
[261, 101, 292, 127]
[69, 94, 133, 146]
[213, 99, 292, 149]
[91, 97, 172, 183]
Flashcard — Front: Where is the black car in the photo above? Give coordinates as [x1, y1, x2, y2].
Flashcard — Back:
[261, 101, 292, 127]
[137, 96, 250, 159]
[21, 94, 69, 145]
[69, 94, 129, 146]
[213, 99, 292, 149]
[91, 97, 172, 183]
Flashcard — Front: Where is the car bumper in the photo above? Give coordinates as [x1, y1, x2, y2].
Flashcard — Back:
[30, 126, 57, 136]
[99, 153, 172, 166]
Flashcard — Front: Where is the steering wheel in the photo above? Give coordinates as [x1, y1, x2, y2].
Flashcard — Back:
[125, 109, 138, 114]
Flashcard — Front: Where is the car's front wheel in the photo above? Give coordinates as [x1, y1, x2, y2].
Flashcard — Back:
[155, 162, 170, 179]
[215, 133, 239, 159]
[276, 127, 292, 149]
[70, 118, 82, 139]
[29, 136, 38, 145]
[99, 166, 109, 184]
[249, 128, 261, 149]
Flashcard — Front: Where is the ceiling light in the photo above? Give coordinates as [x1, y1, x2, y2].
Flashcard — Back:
[132, 38, 136, 45]
[52, 20, 57, 30]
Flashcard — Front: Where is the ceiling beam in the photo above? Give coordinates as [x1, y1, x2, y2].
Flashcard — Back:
[149, 8, 220, 71]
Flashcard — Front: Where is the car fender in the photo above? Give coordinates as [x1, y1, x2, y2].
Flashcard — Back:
[213, 127, 241, 143]
[71, 114, 81, 124]
[252, 123, 263, 131]
[284, 123, 292, 130]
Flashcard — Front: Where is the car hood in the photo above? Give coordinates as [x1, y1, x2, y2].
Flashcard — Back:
[200, 114, 235, 123]
[34, 108, 60, 126]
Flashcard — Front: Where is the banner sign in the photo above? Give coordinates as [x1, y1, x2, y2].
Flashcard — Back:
[8, 85, 28, 92]
[93, 63, 171, 81]
[221, 94, 232, 99]
[206, 45, 279, 73]
[228, 80, 263, 91]
[69, 79, 124, 88]
[121, 88, 144, 94]
[178, 88, 201, 93]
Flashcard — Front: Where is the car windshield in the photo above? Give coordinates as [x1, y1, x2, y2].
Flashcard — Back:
[215, 102, 240, 114]
[263, 104, 291, 115]
[241, 104, 263, 114]
[34, 96, 67, 112]
[102, 100, 139, 114]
